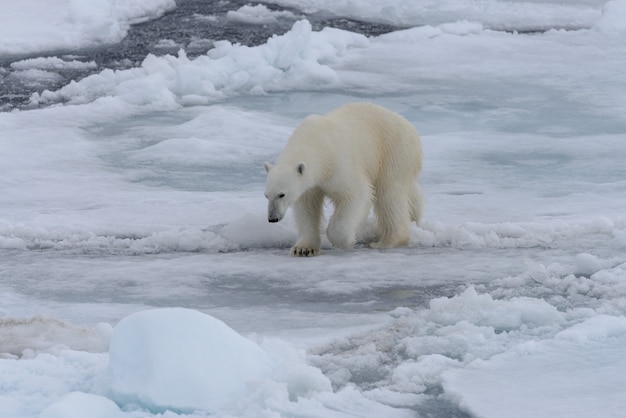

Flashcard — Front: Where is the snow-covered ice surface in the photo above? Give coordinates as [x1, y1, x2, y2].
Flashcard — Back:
[265, 0, 607, 32]
[0, 0, 176, 58]
[2, 0, 626, 417]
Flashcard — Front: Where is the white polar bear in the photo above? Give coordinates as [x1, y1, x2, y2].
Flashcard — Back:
[264, 102, 423, 256]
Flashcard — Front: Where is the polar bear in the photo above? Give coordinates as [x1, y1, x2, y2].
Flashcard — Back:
[264, 102, 423, 256]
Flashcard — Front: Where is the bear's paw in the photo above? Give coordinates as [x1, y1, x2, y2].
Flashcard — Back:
[368, 241, 389, 250]
[290, 245, 320, 257]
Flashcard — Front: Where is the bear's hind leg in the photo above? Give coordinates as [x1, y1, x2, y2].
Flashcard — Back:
[371, 184, 411, 249]
[291, 188, 324, 257]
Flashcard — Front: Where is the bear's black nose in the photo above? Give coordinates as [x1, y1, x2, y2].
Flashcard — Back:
[268, 217, 279, 223]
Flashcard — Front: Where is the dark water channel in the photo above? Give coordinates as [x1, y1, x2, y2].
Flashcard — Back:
[0, 0, 396, 111]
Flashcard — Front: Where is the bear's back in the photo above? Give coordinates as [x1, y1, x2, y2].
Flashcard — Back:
[279, 102, 421, 180]
[327, 102, 420, 154]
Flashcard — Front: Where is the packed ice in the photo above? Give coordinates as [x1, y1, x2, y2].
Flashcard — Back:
[1, 0, 626, 417]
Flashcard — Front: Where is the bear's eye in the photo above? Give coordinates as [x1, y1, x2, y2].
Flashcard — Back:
[278, 193, 286, 199]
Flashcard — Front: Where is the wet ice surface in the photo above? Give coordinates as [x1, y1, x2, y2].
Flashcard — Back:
[2, 0, 626, 417]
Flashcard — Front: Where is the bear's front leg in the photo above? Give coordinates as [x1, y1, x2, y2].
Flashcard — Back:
[326, 188, 372, 249]
[290, 188, 324, 257]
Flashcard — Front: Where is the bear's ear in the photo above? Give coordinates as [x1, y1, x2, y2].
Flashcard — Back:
[297, 162, 305, 175]
[264, 162, 274, 173]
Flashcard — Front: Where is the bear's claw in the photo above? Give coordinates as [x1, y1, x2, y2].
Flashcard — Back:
[290, 246, 320, 257]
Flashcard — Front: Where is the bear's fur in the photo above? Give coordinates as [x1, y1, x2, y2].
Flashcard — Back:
[264, 102, 423, 256]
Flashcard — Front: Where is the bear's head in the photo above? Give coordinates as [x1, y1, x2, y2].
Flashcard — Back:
[263, 161, 307, 223]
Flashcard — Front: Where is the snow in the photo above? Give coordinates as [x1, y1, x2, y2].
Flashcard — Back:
[2, 0, 626, 417]
[0, 0, 176, 57]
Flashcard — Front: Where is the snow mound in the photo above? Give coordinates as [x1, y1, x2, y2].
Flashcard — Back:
[32, 20, 369, 107]
[1, 216, 622, 255]
[104, 308, 350, 416]
[413, 218, 625, 249]
[107, 308, 273, 413]
[0, 223, 291, 254]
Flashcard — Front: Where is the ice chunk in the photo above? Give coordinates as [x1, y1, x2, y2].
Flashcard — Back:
[10, 57, 97, 71]
[574, 253, 603, 276]
[438, 21, 483, 36]
[107, 308, 272, 413]
[556, 314, 626, 343]
[226, 4, 298, 25]
[222, 214, 297, 249]
[427, 287, 563, 330]
[10, 69, 63, 84]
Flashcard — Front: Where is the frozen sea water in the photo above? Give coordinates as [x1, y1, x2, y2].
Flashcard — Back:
[2, 1, 626, 417]
[0, 0, 394, 111]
